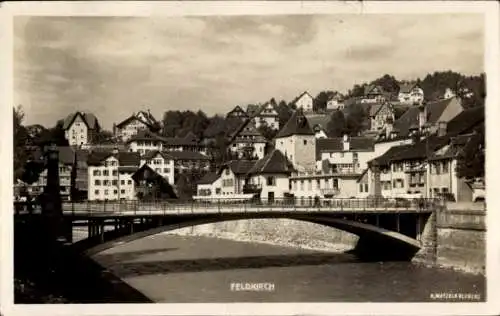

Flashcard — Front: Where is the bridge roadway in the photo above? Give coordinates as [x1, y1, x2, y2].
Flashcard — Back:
[58, 198, 435, 218]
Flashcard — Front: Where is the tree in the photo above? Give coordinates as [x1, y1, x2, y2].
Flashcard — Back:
[13, 105, 30, 182]
[277, 100, 293, 128]
[344, 103, 368, 136]
[313, 91, 335, 113]
[326, 110, 346, 137]
[257, 123, 278, 141]
[371, 74, 400, 94]
[456, 130, 485, 179]
[348, 84, 366, 97]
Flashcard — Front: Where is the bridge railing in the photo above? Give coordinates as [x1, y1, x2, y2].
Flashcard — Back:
[38, 197, 442, 216]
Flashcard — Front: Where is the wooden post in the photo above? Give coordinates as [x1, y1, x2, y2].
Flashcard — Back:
[416, 214, 422, 242]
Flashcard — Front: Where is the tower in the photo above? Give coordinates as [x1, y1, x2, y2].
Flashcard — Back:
[274, 108, 316, 171]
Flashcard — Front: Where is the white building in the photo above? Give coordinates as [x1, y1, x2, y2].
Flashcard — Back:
[290, 171, 360, 201]
[326, 93, 344, 111]
[275, 109, 317, 172]
[195, 160, 256, 199]
[361, 85, 387, 104]
[87, 150, 141, 201]
[114, 110, 159, 142]
[290, 91, 314, 112]
[127, 131, 207, 157]
[140, 151, 175, 185]
[62, 112, 100, 146]
[444, 88, 456, 99]
[253, 102, 280, 130]
[398, 83, 424, 105]
[316, 135, 376, 174]
[246, 149, 295, 202]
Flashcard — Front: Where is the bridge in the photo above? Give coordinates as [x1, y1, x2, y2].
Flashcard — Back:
[15, 197, 440, 260]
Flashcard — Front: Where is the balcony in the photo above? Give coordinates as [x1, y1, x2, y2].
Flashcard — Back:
[243, 183, 262, 194]
[320, 188, 340, 196]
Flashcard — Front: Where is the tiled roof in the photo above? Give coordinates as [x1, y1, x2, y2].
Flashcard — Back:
[127, 130, 201, 147]
[275, 109, 315, 138]
[227, 106, 249, 118]
[118, 166, 139, 173]
[446, 106, 484, 136]
[228, 118, 267, 144]
[364, 85, 385, 96]
[87, 151, 141, 166]
[398, 82, 419, 94]
[316, 137, 375, 160]
[393, 97, 459, 137]
[389, 135, 451, 162]
[142, 150, 170, 160]
[428, 133, 482, 161]
[225, 160, 256, 175]
[368, 144, 415, 167]
[62, 112, 99, 130]
[247, 149, 295, 175]
[163, 151, 209, 161]
[368, 102, 392, 117]
[305, 114, 331, 130]
[197, 172, 220, 185]
[290, 91, 314, 106]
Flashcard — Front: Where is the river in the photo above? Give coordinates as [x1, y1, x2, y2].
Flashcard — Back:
[90, 232, 486, 303]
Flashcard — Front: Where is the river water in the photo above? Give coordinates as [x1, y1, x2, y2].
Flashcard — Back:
[90, 232, 486, 303]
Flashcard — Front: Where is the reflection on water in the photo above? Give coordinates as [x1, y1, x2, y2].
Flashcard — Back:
[92, 233, 486, 303]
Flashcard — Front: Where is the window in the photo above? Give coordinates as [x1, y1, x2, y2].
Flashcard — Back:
[95, 180, 101, 186]
[94, 190, 99, 195]
[308, 180, 312, 191]
[112, 170, 118, 176]
[225, 169, 230, 175]
[121, 180, 125, 185]
[93, 170, 101, 176]
[266, 177, 276, 186]
[316, 180, 320, 189]
[442, 187, 449, 193]
[112, 180, 118, 186]
[333, 179, 339, 189]
[103, 170, 109, 176]
[303, 140, 307, 145]
[114, 190, 118, 195]
[215, 188, 221, 194]
[104, 190, 109, 195]
[103, 180, 109, 185]
[300, 180, 304, 191]
[353, 153, 358, 160]
[164, 168, 169, 173]
[442, 161, 449, 173]
[128, 180, 132, 185]
[393, 180, 396, 188]
[359, 184, 364, 192]
[435, 164, 441, 174]
[364, 184, 368, 192]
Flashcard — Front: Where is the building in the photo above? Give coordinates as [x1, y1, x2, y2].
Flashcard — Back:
[369, 102, 395, 132]
[87, 150, 141, 201]
[21, 146, 77, 200]
[126, 130, 207, 156]
[391, 97, 464, 139]
[140, 150, 176, 185]
[246, 149, 295, 202]
[305, 114, 331, 138]
[166, 151, 211, 178]
[428, 132, 483, 202]
[274, 109, 316, 172]
[228, 120, 268, 160]
[290, 91, 314, 112]
[131, 164, 177, 200]
[316, 135, 376, 173]
[326, 93, 345, 111]
[114, 110, 160, 142]
[62, 112, 101, 146]
[252, 102, 280, 130]
[361, 85, 387, 104]
[194, 160, 256, 199]
[226, 106, 249, 119]
[398, 82, 424, 105]
[290, 170, 360, 201]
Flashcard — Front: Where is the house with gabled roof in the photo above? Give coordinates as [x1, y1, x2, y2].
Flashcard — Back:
[253, 102, 280, 130]
[139, 150, 175, 185]
[290, 91, 314, 113]
[226, 105, 249, 119]
[228, 119, 268, 160]
[398, 82, 424, 105]
[194, 160, 257, 200]
[114, 110, 160, 142]
[275, 108, 316, 172]
[361, 85, 388, 104]
[62, 111, 101, 146]
[326, 92, 345, 111]
[246, 149, 295, 202]
[87, 150, 141, 201]
[132, 164, 177, 200]
[369, 101, 395, 132]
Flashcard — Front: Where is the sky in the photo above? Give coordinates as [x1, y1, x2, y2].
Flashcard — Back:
[14, 14, 484, 129]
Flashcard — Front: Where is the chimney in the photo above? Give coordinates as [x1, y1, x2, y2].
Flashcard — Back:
[437, 121, 447, 137]
[418, 103, 427, 132]
[342, 134, 350, 151]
